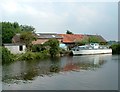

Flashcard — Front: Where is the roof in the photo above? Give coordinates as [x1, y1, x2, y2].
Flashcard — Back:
[12, 34, 21, 43]
[36, 33, 63, 39]
[58, 34, 84, 43]
[4, 43, 25, 46]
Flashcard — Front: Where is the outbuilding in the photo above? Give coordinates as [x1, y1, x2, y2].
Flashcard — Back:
[4, 43, 26, 54]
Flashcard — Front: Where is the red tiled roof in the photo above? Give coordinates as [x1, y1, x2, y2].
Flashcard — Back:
[58, 34, 84, 43]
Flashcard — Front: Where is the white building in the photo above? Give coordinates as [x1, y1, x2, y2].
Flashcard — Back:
[4, 44, 26, 54]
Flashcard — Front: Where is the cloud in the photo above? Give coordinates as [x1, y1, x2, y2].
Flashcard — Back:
[0, 0, 118, 40]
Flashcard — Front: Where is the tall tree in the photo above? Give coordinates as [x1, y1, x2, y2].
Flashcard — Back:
[20, 31, 37, 51]
[20, 25, 35, 33]
[1, 22, 21, 43]
[45, 38, 59, 57]
[1, 22, 36, 43]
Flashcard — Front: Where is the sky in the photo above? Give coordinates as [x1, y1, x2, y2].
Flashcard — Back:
[0, 0, 119, 41]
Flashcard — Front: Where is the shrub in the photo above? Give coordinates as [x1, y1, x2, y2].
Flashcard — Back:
[110, 44, 120, 54]
[20, 51, 36, 60]
[2, 47, 14, 64]
[45, 38, 59, 57]
[19, 50, 49, 61]
[31, 44, 46, 52]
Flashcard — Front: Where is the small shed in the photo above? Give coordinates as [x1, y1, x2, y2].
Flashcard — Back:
[4, 43, 26, 54]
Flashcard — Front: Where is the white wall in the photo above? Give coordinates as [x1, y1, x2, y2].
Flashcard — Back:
[5, 45, 26, 54]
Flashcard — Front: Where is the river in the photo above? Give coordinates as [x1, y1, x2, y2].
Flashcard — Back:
[2, 54, 118, 90]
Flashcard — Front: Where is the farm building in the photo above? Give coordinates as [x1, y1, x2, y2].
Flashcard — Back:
[3, 43, 26, 54]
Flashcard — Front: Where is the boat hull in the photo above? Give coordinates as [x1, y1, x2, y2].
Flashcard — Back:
[72, 49, 112, 55]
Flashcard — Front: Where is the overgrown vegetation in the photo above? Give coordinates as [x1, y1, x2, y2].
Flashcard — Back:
[2, 47, 15, 64]
[31, 44, 46, 52]
[110, 44, 120, 54]
[20, 31, 37, 51]
[15, 39, 60, 61]
[1, 22, 35, 43]
[45, 38, 60, 57]
[75, 35, 106, 46]
[18, 50, 49, 61]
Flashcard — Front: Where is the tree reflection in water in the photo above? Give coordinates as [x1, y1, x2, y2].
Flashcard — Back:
[2, 55, 107, 83]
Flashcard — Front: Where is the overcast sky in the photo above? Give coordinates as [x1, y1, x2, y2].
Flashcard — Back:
[0, 0, 118, 41]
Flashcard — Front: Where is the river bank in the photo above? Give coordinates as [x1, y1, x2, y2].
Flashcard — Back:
[2, 43, 120, 65]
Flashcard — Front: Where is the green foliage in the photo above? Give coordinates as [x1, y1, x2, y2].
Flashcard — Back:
[89, 36, 101, 43]
[45, 38, 60, 57]
[20, 25, 35, 33]
[1, 22, 36, 43]
[32, 44, 46, 52]
[59, 48, 70, 55]
[20, 31, 37, 50]
[19, 50, 49, 61]
[1, 22, 21, 43]
[2, 47, 14, 64]
[66, 30, 73, 34]
[110, 44, 120, 54]
[75, 36, 102, 46]
[20, 51, 36, 60]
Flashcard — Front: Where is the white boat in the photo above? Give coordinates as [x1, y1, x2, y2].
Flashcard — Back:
[71, 43, 112, 55]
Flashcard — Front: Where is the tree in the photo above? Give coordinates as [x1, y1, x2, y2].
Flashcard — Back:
[1, 22, 36, 43]
[20, 31, 37, 51]
[2, 47, 14, 64]
[1, 22, 21, 43]
[66, 30, 73, 34]
[45, 38, 59, 57]
[20, 25, 35, 33]
[89, 36, 101, 43]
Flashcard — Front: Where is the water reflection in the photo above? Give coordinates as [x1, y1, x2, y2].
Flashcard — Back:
[2, 55, 107, 83]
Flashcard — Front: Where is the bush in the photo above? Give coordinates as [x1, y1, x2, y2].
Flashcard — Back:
[19, 50, 49, 61]
[20, 51, 36, 60]
[31, 44, 46, 52]
[110, 44, 120, 54]
[45, 39, 60, 57]
[2, 47, 14, 64]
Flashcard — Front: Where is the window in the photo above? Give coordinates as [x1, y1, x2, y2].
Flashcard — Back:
[19, 45, 23, 51]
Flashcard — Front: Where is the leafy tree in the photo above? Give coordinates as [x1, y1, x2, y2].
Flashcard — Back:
[20, 25, 35, 33]
[45, 38, 59, 57]
[31, 44, 46, 52]
[20, 31, 37, 51]
[1, 22, 35, 43]
[89, 36, 101, 43]
[1, 22, 21, 43]
[66, 30, 73, 34]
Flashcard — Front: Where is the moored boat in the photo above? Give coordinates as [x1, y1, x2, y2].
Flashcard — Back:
[71, 43, 112, 55]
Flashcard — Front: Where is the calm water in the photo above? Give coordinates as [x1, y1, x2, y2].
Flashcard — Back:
[2, 54, 118, 90]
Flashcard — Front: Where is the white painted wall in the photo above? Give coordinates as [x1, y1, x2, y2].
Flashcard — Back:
[5, 45, 26, 54]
